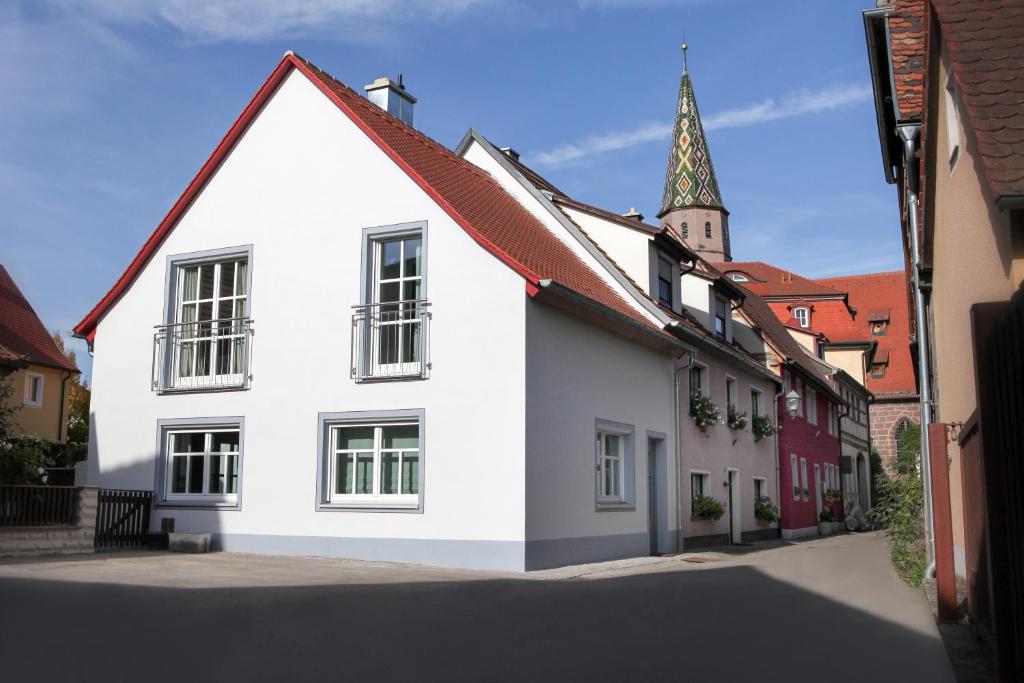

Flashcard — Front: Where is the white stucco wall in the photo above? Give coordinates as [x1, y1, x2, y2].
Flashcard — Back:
[87, 69, 531, 569]
[524, 301, 676, 568]
[556, 206, 653, 289]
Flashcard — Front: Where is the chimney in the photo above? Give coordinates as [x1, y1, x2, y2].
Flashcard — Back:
[364, 74, 416, 126]
[622, 207, 644, 222]
[499, 147, 520, 161]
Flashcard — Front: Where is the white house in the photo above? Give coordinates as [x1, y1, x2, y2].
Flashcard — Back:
[74, 53, 729, 571]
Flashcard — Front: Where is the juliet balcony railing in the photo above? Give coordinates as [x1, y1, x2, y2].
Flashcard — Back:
[153, 317, 253, 393]
[351, 300, 431, 382]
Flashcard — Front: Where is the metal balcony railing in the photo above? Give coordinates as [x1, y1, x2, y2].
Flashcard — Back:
[351, 300, 431, 381]
[153, 317, 253, 393]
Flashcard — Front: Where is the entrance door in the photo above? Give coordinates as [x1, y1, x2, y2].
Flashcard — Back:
[727, 469, 741, 544]
[647, 438, 659, 555]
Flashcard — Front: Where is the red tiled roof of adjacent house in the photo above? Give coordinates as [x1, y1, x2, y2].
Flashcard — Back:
[715, 262, 846, 299]
[818, 271, 917, 397]
[75, 53, 666, 344]
[887, 0, 928, 121]
[932, 0, 1024, 200]
[0, 265, 78, 372]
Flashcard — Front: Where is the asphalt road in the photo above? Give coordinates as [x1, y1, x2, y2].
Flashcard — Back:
[0, 532, 954, 682]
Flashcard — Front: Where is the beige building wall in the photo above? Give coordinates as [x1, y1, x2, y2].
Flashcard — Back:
[661, 206, 730, 262]
[3, 365, 72, 442]
[823, 348, 866, 386]
[927, 42, 1023, 570]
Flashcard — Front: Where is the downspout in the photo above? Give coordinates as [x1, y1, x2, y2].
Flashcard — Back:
[673, 347, 695, 553]
[897, 123, 936, 580]
[773, 368, 788, 528]
[57, 369, 73, 446]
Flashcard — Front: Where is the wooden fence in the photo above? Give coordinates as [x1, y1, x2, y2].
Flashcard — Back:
[94, 489, 153, 550]
[0, 485, 80, 527]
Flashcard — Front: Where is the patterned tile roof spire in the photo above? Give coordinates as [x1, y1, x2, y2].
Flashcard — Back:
[660, 45, 725, 214]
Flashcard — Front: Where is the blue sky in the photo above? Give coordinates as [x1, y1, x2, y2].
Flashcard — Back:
[1, 0, 899, 381]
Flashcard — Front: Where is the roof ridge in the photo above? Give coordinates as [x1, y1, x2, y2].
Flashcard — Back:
[817, 270, 905, 282]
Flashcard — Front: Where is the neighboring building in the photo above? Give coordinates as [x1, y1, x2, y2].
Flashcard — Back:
[0, 265, 79, 442]
[819, 272, 918, 472]
[457, 132, 784, 549]
[75, 52, 790, 571]
[863, 0, 1024, 642]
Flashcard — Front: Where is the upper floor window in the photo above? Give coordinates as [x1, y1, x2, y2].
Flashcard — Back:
[807, 388, 817, 426]
[681, 221, 689, 239]
[871, 321, 887, 336]
[353, 224, 430, 381]
[23, 373, 44, 407]
[704, 221, 712, 239]
[714, 295, 729, 338]
[870, 363, 887, 379]
[750, 388, 762, 417]
[155, 249, 253, 393]
[726, 376, 736, 410]
[793, 306, 810, 328]
[689, 364, 708, 399]
[657, 256, 674, 308]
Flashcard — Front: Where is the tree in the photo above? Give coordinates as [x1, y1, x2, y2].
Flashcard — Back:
[52, 331, 90, 445]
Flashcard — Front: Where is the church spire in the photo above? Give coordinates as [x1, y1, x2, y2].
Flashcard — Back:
[660, 44, 724, 215]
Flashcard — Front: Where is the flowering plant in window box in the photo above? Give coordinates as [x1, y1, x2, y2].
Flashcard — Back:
[793, 486, 801, 498]
[689, 394, 721, 431]
[823, 489, 842, 506]
[726, 404, 748, 431]
[754, 496, 779, 524]
[691, 495, 725, 521]
[751, 415, 777, 442]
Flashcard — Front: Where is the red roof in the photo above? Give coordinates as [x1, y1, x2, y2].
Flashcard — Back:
[0, 265, 78, 372]
[889, 0, 928, 122]
[817, 271, 917, 398]
[716, 262, 846, 299]
[932, 0, 1024, 200]
[75, 54, 663, 344]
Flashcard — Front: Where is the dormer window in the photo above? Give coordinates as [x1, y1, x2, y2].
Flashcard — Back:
[728, 273, 748, 282]
[657, 256, 674, 308]
[793, 306, 810, 328]
[871, 321, 887, 336]
[714, 295, 729, 338]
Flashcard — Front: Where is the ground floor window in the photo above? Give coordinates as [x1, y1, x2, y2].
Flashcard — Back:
[754, 477, 765, 501]
[595, 420, 636, 509]
[318, 410, 424, 511]
[597, 430, 624, 500]
[690, 471, 710, 515]
[158, 418, 244, 507]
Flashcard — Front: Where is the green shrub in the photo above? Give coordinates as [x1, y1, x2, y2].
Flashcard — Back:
[872, 469, 926, 587]
[692, 495, 725, 521]
[0, 435, 64, 485]
[751, 415, 777, 442]
[754, 496, 779, 523]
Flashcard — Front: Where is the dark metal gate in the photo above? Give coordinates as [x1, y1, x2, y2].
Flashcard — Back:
[95, 489, 153, 550]
[969, 287, 1024, 681]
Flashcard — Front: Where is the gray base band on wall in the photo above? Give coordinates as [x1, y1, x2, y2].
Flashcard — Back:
[683, 533, 731, 550]
[524, 532, 650, 571]
[742, 528, 780, 543]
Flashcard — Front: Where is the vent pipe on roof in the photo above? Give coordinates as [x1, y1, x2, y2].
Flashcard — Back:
[622, 207, 644, 222]
[364, 75, 416, 126]
[499, 147, 520, 161]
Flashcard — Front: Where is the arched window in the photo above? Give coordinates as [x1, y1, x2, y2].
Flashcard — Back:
[705, 221, 712, 239]
[681, 221, 688, 239]
[894, 419, 918, 474]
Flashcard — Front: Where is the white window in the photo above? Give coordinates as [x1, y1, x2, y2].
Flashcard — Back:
[729, 273, 748, 282]
[172, 257, 249, 385]
[714, 296, 729, 337]
[828, 404, 837, 435]
[726, 376, 736, 410]
[367, 231, 425, 374]
[689, 364, 708, 399]
[166, 428, 240, 502]
[807, 388, 817, 426]
[753, 477, 766, 501]
[691, 471, 710, 514]
[790, 454, 800, 500]
[793, 306, 810, 328]
[945, 65, 961, 170]
[750, 388, 762, 417]
[23, 373, 43, 407]
[597, 430, 625, 501]
[329, 422, 420, 506]
[657, 256, 674, 308]
[800, 458, 809, 500]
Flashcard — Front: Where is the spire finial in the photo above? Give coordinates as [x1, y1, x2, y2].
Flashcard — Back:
[681, 42, 688, 73]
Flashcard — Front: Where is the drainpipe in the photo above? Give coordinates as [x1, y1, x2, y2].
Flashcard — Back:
[773, 369, 788, 527]
[57, 369, 73, 447]
[897, 123, 936, 580]
[672, 347, 695, 553]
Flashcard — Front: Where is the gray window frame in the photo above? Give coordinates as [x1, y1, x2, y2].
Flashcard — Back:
[595, 418, 637, 511]
[359, 221, 428, 309]
[316, 409, 426, 513]
[154, 416, 246, 510]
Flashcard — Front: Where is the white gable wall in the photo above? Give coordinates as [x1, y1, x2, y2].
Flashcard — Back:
[88, 69, 530, 568]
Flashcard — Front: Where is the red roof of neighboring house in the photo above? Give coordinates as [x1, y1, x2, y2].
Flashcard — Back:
[74, 54, 665, 344]
[0, 265, 78, 372]
[715, 262, 846, 299]
[889, 0, 928, 122]
[932, 0, 1024, 200]
[818, 271, 917, 398]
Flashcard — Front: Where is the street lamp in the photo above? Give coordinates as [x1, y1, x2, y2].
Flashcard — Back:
[786, 390, 801, 417]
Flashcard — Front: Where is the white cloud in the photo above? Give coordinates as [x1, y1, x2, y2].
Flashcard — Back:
[530, 82, 872, 167]
[63, 0, 493, 43]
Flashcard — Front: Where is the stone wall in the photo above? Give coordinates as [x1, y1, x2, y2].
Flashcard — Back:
[0, 487, 97, 558]
[870, 400, 920, 472]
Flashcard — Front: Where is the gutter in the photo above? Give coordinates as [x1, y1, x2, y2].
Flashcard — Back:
[897, 123, 937, 580]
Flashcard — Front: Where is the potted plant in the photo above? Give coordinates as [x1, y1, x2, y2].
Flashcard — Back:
[751, 414, 777, 442]
[689, 393, 721, 432]
[825, 489, 844, 532]
[726, 404, 748, 431]
[818, 507, 836, 536]
[754, 496, 779, 525]
[691, 495, 725, 521]
[793, 485, 801, 498]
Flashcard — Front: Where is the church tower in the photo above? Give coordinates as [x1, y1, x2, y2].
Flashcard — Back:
[658, 45, 732, 262]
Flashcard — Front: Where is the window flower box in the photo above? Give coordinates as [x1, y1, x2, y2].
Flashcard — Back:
[751, 415, 777, 442]
[754, 496, 779, 524]
[726, 404, 748, 431]
[689, 394, 721, 432]
[691, 494, 725, 521]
